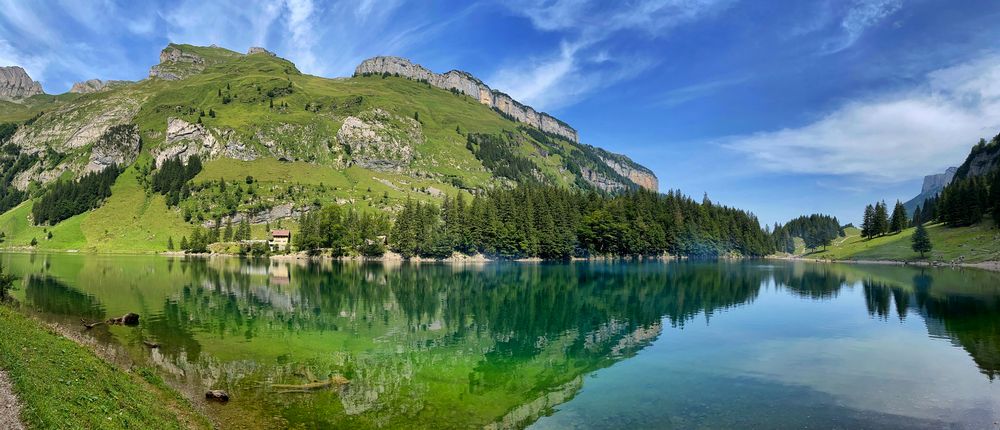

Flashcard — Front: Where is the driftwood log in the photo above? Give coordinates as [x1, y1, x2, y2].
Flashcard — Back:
[205, 390, 230, 402]
[271, 375, 350, 393]
[142, 340, 160, 348]
[83, 313, 140, 329]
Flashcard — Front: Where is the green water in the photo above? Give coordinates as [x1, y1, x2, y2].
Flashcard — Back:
[1, 254, 998, 429]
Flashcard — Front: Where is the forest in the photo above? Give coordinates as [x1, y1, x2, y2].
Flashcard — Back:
[283, 184, 775, 259]
[770, 214, 844, 253]
[31, 166, 122, 226]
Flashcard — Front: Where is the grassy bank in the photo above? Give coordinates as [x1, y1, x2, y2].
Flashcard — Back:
[800, 222, 1000, 263]
[0, 306, 210, 429]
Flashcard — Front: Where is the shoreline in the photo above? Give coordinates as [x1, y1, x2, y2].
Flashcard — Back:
[771, 255, 1000, 272]
[5, 247, 999, 271]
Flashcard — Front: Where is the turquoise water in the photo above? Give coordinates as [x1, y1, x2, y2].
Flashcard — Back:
[1, 254, 998, 429]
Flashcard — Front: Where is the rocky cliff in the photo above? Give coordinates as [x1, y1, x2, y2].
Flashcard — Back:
[955, 135, 1000, 179]
[0, 66, 44, 100]
[921, 167, 956, 193]
[903, 166, 956, 215]
[355, 56, 578, 143]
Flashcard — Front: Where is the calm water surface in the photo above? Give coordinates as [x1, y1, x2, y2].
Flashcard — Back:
[1, 254, 998, 429]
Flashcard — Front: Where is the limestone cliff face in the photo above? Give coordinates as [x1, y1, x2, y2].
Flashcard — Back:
[600, 155, 658, 192]
[0, 66, 44, 100]
[355, 56, 578, 143]
[920, 167, 957, 194]
[153, 117, 256, 165]
[70, 79, 131, 94]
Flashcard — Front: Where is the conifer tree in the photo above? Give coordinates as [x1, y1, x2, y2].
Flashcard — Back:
[889, 200, 908, 233]
[911, 223, 932, 258]
[874, 201, 890, 236]
[861, 205, 875, 239]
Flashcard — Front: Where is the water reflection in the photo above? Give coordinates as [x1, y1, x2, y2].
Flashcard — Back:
[1, 254, 998, 429]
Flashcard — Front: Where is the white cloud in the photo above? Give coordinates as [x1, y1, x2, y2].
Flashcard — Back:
[284, 0, 318, 72]
[722, 54, 1000, 183]
[491, 0, 735, 110]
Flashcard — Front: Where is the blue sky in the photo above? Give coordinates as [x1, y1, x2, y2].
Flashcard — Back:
[2, 0, 1000, 226]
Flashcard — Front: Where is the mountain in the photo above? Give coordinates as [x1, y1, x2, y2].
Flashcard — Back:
[903, 133, 1000, 215]
[0, 66, 44, 100]
[0, 43, 657, 252]
[902, 166, 956, 215]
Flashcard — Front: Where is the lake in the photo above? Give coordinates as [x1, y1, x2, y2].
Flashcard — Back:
[1, 254, 998, 429]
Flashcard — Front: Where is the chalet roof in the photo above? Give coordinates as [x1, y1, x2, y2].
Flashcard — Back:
[271, 229, 291, 237]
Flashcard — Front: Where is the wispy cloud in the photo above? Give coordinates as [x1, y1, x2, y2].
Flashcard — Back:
[722, 54, 1000, 183]
[813, 0, 904, 54]
[654, 76, 749, 108]
[491, 0, 736, 110]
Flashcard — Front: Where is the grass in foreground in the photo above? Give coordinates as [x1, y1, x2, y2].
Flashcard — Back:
[0, 305, 210, 429]
[804, 222, 1000, 263]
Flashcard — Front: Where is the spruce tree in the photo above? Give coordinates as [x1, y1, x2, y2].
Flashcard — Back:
[889, 200, 908, 233]
[911, 223, 932, 258]
[874, 201, 890, 236]
[861, 205, 875, 239]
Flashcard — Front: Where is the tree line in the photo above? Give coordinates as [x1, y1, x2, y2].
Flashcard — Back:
[290, 184, 774, 259]
[151, 155, 203, 206]
[32, 166, 122, 225]
[912, 133, 1000, 228]
[771, 214, 844, 252]
[859, 200, 908, 239]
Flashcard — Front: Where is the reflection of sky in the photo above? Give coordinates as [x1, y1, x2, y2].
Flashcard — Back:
[532, 282, 1000, 429]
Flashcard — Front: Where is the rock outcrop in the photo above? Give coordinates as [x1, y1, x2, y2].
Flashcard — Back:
[336, 108, 422, 170]
[86, 124, 141, 173]
[154, 117, 255, 165]
[0, 66, 43, 100]
[149, 45, 207, 80]
[355, 56, 578, 143]
[600, 155, 658, 192]
[247, 47, 275, 56]
[70, 79, 130, 94]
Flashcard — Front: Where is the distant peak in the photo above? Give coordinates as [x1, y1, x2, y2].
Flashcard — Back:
[0, 65, 44, 100]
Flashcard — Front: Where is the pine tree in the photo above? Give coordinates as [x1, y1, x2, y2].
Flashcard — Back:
[911, 223, 932, 258]
[167, 236, 174, 250]
[889, 200, 908, 233]
[861, 204, 875, 239]
[874, 201, 890, 236]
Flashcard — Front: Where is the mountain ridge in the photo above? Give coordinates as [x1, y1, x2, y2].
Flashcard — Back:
[0, 43, 659, 253]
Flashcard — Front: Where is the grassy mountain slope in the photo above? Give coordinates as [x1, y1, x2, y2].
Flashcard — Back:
[0, 44, 656, 253]
[791, 222, 1000, 263]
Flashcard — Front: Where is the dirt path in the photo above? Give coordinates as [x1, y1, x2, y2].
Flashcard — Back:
[0, 369, 25, 430]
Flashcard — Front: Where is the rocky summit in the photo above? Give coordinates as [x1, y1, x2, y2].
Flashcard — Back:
[0, 66, 44, 100]
[355, 56, 579, 143]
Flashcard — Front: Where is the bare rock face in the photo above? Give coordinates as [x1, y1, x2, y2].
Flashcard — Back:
[355, 56, 578, 142]
[336, 108, 422, 170]
[600, 156, 658, 191]
[86, 124, 141, 173]
[70, 79, 130, 94]
[0, 66, 43, 100]
[921, 167, 957, 193]
[247, 47, 275, 56]
[155, 117, 255, 165]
